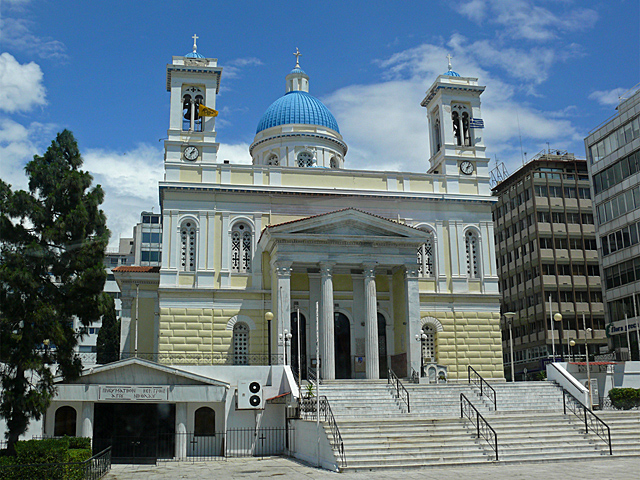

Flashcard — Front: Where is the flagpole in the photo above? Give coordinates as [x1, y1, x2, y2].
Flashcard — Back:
[315, 301, 320, 468]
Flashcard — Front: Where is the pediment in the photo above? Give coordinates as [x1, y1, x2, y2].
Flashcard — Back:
[263, 209, 427, 240]
[58, 357, 227, 387]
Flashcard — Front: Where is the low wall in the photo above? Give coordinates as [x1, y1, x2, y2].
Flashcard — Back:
[290, 419, 339, 472]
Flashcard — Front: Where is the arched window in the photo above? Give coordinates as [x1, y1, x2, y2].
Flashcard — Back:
[434, 117, 441, 153]
[329, 157, 338, 169]
[54, 406, 76, 437]
[267, 154, 279, 166]
[194, 407, 215, 436]
[421, 324, 436, 362]
[465, 230, 480, 279]
[417, 229, 435, 277]
[233, 322, 249, 365]
[231, 223, 252, 273]
[297, 151, 314, 167]
[452, 110, 461, 146]
[180, 221, 197, 272]
[182, 88, 204, 132]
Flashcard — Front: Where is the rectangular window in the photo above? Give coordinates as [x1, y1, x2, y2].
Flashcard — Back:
[564, 187, 577, 198]
[557, 264, 571, 275]
[631, 222, 639, 246]
[572, 264, 585, 276]
[578, 187, 591, 199]
[581, 213, 594, 224]
[566, 212, 580, 224]
[538, 211, 550, 223]
[142, 215, 151, 224]
[150, 216, 160, 224]
[540, 237, 553, 249]
[590, 291, 602, 303]
[555, 237, 568, 249]
[150, 232, 161, 243]
[141, 251, 150, 262]
[552, 212, 565, 223]
[542, 264, 556, 275]
[142, 232, 151, 243]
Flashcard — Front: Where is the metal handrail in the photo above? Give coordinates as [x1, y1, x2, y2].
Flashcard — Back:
[460, 393, 498, 461]
[308, 365, 321, 385]
[299, 395, 346, 468]
[468, 365, 497, 411]
[387, 368, 410, 413]
[562, 388, 613, 455]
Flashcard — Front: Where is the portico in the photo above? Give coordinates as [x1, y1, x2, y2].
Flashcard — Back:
[259, 209, 427, 379]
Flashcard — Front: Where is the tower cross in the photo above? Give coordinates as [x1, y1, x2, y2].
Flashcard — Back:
[192, 34, 199, 53]
[446, 53, 453, 71]
[293, 47, 302, 68]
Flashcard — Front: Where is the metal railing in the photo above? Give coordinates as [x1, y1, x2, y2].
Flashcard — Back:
[299, 396, 346, 468]
[0, 446, 111, 479]
[562, 389, 613, 455]
[468, 365, 497, 411]
[307, 365, 321, 385]
[460, 393, 498, 461]
[388, 368, 410, 413]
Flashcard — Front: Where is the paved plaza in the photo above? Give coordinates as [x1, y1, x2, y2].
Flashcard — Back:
[104, 456, 637, 479]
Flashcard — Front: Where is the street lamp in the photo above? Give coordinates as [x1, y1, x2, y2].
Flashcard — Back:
[279, 329, 293, 365]
[569, 340, 576, 362]
[415, 332, 427, 378]
[504, 312, 516, 382]
[265, 311, 274, 365]
[583, 313, 593, 408]
[551, 312, 562, 361]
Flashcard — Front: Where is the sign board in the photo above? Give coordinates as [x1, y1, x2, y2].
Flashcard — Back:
[98, 386, 169, 401]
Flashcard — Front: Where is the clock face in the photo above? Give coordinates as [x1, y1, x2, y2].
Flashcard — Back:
[460, 161, 474, 175]
[184, 146, 199, 161]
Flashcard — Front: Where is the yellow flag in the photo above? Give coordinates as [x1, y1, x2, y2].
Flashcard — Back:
[198, 104, 218, 117]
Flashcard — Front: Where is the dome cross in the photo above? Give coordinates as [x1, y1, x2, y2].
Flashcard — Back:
[192, 34, 199, 53]
[293, 47, 302, 68]
[446, 53, 453, 71]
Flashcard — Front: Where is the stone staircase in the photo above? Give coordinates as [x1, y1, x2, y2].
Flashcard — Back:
[594, 410, 640, 456]
[313, 379, 629, 470]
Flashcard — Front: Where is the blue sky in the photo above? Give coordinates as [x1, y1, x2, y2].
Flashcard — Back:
[1, 0, 638, 246]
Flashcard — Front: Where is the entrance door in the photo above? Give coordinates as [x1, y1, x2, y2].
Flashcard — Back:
[377, 313, 388, 378]
[334, 312, 352, 379]
[290, 312, 307, 380]
[93, 403, 176, 463]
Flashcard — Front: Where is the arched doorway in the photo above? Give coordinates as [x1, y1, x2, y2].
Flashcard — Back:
[290, 311, 307, 379]
[334, 312, 352, 379]
[377, 313, 388, 378]
[54, 405, 77, 437]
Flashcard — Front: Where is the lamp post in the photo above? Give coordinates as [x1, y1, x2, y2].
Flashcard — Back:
[265, 311, 274, 365]
[569, 340, 576, 362]
[279, 330, 292, 365]
[504, 312, 516, 382]
[552, 312, 562, 361]
[415, 332, 427, 378]
[583, 313, 593, 408]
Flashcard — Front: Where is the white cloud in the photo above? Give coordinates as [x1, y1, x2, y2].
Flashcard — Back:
[0, 118, 57, 191]
[217, 143, 253, 164]
[220, 57, 263, 79]
[0, 53, 46, 113]
[83, 145, 164, 247]
[588, 88, 628, 107]
[0, 17, 67, 60]
[457, 0, 598, 42]
[324, 38, 583, 176]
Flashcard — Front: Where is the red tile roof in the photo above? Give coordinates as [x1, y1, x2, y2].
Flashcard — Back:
[112, 266, 160, 273]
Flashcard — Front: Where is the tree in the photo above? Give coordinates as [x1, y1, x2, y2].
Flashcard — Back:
[0, 130, 109, 454]
[96, 294, 120, 364]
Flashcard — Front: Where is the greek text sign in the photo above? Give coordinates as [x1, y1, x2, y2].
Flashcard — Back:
[99, 386, 168, 401]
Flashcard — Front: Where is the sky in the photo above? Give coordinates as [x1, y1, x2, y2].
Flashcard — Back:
[1, 0, 638, 247]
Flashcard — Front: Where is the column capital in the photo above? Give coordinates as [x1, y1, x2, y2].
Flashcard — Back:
[274, 261, 293, 278]
[362, 263, 377, 278]
[404, 264, 420, 279]
[319, 262, 335, 277]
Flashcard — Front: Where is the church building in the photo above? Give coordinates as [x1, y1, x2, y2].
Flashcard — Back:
[113, 44, 503, 382]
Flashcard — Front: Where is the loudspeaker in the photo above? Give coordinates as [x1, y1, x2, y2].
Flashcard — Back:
[238, 381, 264, 409]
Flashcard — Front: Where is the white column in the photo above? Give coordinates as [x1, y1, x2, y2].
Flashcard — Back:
[320, 263, 335, 380]
[175, 403, 187, 459]
[80, 402, 93, 438]
[363, 265, 379, 379]
[405, 264, 422, 376]
[275, 262, 292, 365]
[119, 294, 133, 357]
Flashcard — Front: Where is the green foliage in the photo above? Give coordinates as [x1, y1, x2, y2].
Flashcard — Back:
[96, 294, 120, 364]
[608, 388, 640, 410]
[304, 383, 315, 398]
[0, 130, 110, 453]
[535, 371, 547, 381]
[15, 437, 69, 465]
[66, 436, 91, 450]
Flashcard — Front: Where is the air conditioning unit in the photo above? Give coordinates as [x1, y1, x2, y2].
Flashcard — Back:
[238, 381, 264, 409]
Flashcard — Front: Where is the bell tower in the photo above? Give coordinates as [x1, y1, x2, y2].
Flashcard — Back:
[164, 35, 223, 183]
[421, 56, 489, 181]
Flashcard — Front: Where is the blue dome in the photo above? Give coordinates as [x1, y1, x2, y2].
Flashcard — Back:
[289, 67, 307, 75]
[444, 70, 461, 77]
[256, 91, 340, 134]
[185, 51, 205, 59]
